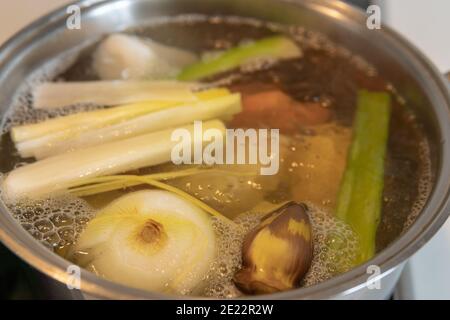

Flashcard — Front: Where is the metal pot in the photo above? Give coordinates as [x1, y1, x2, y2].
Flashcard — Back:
[0, 0, 449, 300]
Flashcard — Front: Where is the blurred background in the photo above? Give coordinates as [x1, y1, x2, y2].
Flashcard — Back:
[0, 0, 448, 299]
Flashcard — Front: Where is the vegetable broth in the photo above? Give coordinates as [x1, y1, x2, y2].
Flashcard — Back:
[0, 16, 431, 296]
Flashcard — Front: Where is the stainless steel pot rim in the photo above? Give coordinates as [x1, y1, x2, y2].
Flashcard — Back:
[0, 0, 449, 299]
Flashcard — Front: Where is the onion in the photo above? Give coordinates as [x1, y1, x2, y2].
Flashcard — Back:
[74, 190, 216, 294]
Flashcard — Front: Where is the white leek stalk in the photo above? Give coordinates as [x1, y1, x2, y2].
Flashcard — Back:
[74, 190, 216, 294]
[12, 100, 179, 143]
[33, 80, 197, 109]
[2, 119, 226, 200]
[19, 93, 240, 159]
[15, 86, 230, 143]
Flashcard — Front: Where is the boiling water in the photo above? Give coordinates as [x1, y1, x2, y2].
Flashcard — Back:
[0, 15, 432, 297]
[5, 194, 95, 256]
[204, 203, 359, 298]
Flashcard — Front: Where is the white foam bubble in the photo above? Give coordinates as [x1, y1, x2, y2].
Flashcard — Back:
[3, 194, 95, 251]
[201, 203, 359, 298]
[403, 137, 432, 230]
[202, 213, 260, 298]
[302, 203, 359, 287]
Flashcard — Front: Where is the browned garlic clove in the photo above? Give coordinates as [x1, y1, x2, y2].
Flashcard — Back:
[233, 202, 313, 294]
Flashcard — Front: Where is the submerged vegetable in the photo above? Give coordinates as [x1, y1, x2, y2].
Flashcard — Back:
[32, 80, 196, 109]
[230, 86, 331, 132]
[13, 100, 179, 145]
[233, 202, 313, 294]
[16, 89, 238, 159]
[336, 90, 391, 265]
[73, 190, 215, 294]
[290, 125, 351, 210]
[67, 167, 258, 226]
[177, 36, 302, 81]
[93, 33, 198, 80]
[2, 120, 226, 200]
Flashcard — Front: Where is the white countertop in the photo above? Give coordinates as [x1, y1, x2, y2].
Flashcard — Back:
[0, 0, 449, 300]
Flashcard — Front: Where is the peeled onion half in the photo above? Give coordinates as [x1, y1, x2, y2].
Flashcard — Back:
[74, 190, 216, 294]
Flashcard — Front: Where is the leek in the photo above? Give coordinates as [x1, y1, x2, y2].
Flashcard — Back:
[68, 168, 207, 197]
[14, 88, 227, 143]
[177, 36, 302, 81]
[2, 119, 226, 200]
[68, 167, 257, 198]
[16, 92, 240, 159]
[12, 100, 179, 143]
[335, 90, 391, 265]
[32, 80, 197, 109]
